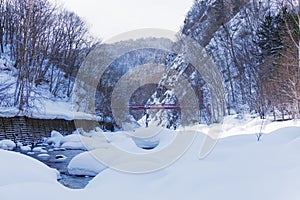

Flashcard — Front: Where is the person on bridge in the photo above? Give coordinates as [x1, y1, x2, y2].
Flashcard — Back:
[206, 103, 212, 125]
[145, 104, 150, 128]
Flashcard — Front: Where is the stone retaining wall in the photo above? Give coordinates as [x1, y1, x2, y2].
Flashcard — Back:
[0, 116, 75, 143]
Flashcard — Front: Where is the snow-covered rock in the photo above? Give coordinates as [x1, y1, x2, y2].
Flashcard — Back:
[46, 130, 110, 151]
[53, 147, 66, 151]
[37, 153, 50, 161]
[20, 145, 31, 152]
[46, 130, 64, 148]
[67, 151, 107, 176]
[16, 141, 23, 147]
[53, 154, 67, 163]
[0, 139, 16, 150]
[32, 147, 47, 153]
[50, 130, 64, 138]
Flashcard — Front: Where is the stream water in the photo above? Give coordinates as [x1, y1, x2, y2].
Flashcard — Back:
[18, 146, 93, 189]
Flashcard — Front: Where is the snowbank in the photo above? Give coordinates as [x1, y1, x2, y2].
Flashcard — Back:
[66, 128, 176, 177]
[102, 127, 176, 153]
[185, 114, 300, 139]
[31, 100, 97, 120]
[0, 117, 300, 200]
[0, 99, 97, 121]
[86, 127, 300, 200]
[0, 150, 59, 187]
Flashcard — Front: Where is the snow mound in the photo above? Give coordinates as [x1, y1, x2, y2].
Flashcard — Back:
[46, 130, 64, 148]
[68, 151, 107, 176]
[37, 153, 50, 161]
[51, 130, 64, 138]
[32, 146, 47, 153]
[20, 145, 31, 152]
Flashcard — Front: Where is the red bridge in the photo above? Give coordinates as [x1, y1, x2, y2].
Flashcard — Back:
[128, 104, 182, 110]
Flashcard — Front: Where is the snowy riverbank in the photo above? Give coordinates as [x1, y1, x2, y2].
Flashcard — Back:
[0, 115, 300, 200]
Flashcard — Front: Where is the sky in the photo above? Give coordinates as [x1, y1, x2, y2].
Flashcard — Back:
[55, 0, 194, 41]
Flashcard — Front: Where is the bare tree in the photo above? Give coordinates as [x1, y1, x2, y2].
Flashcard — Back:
[0, 0, 96, 112]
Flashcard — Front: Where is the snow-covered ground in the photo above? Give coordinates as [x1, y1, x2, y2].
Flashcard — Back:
[0, 115, 299, 200]
[0, 150, 59, 187]
[186, 114, 300, 138]
[0, 98, 97, 120]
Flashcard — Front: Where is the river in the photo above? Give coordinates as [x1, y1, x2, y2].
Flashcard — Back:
[18, 146, 93, 189]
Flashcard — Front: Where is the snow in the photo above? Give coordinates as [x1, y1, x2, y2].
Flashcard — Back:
[86, 126, 300, 200]
[46, 130, 64, 148]
[0, 54, 95, 120]
[20, 145, 31, 152]
[65, 128, 175, 177]
[67, 151, 107, 176]
[0, 98, 98, 120]
[61, 141, 87, 150]
[129, 126, 178, 150]
[184, 114, 300, 139]
[46, 129, 113, 151]
[37, 153, 50, 161]
[0, 78, 97, 120]
[32, 146, 47, 153]
[47, 130, 87, 150]
[0, 68, 96, 120]
[47, 130, 110, 151]
[61, 134, 82, 144]
[0, 116, 299, 200]
[31, 100, 97, 120]
[0, 139, 16, 150]
[50, 130, 64, 138]
[0, 52, 101, 121]
[0, 150, 59, 187]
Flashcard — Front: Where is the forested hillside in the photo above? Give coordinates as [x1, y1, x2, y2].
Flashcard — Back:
[0, 0, 96, 113]
[182, 0, 299, 120]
